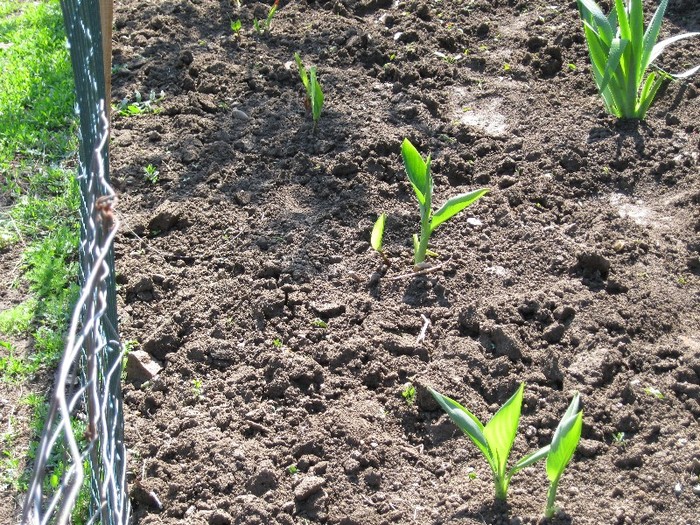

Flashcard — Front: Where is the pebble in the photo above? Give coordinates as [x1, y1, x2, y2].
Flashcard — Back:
[294, 476, 325, 501]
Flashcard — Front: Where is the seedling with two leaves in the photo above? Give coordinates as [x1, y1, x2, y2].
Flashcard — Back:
[294, 52, 324, 130]
[577, 0, 700, 119]
[428, 384, 583, 518]
[402, 139, 487, 266]
[253, 0, 279, 35]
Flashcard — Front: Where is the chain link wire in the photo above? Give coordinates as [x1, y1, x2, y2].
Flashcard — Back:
[21, 0, 130, 522]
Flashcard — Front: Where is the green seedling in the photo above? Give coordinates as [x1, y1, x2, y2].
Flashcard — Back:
[231, 19, 242, 38]
[253, 0, 279, 34]
[577, 0, 700, 119]
[113, 90, 165, 117]
[294, 52, 324, 130]
[272, 338, 283, 349]
[370, 213, 391, 266]
[286, 464, 298, 475]
[401, 383, 416, 406]
[311, 318, 328, 329]
[540, 392, 584, 519]
[429, 383, 546, 501]
[643, 385, 664, 399]
[143, 164, 159, 184]
[192, 377, 203, 399]
[401, 138, 488, 266]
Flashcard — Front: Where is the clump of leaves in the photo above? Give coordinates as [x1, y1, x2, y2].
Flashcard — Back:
[294, 52, 324, 131]
[428, 383, 545, 500]
[231, 19, 242, 39]
[577, 0, 700, 119]
[402, 138, 488, 266]
[143, 164, 159, 184]
[401, 383, 416, 406]
[113, 90, 165, 117]
[253, 0, 279, 35]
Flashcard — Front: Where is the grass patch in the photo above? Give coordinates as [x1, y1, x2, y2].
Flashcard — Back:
[0, 0, 80, 498]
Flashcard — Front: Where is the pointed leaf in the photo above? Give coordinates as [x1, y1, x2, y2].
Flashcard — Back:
[401, 139, 428, 206]
[649, 33, 700, 69]
[483, 383, 524, 477]
[309, 67, 324, 123]
[636, 71, 666, 118]
[428, 387, 491, 461]
[546, 394, 583, 483]
[294, 52, 309, 91]
[640, 0, 669, 71]
[430, 189, 488, 232]
[509, 445, 551, 477]
[371, 213, 386, 252]
[599, 38, 628, 94]
[578, 0, 614, 44]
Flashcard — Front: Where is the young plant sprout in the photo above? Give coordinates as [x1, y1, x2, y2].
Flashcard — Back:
[542, 392, 583, 518]
[253, 0, 279, 35]
[371, 213, 390, 265]
[231, 19, 242, 39]
[401, 138, 488, 266]
[428, 383, 548, 501]
[294, 52, 324, 130]
[577, 0, 700, 119]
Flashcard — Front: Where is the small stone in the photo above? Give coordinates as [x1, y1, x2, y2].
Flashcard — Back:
[125, 350, 162, 385]
[310, 302, 346, 318]
[692, 484, 700, 495]
[209, 510, 233, 525]
[674, 482, 682, 496]
[543, 322, 566, 343]
[231, 109, 250, 121]
[294, 476, 325, 501]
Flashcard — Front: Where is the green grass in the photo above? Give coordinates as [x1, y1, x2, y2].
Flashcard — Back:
[0, 0, 80, 498]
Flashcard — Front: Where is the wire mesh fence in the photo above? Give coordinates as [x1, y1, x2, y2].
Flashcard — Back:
[20, 0, 129, 523]
[21, 107, 129, 525]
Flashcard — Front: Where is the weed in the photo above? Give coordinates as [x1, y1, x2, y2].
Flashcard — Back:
[272, 338, 283, 349]
[231, 19, 242, 39]
[401, 138, 488, 266]
[192, 377, 203, 399]
[577, 0, 700, 119]
[286, 464, 299, 475]
[643, 386, 664, 399]
[612, 431, 626, 446]
[113, 90, 165, 117]
[311, 318, 328, 329]
[294, 52, 324, 130]
[143, 164, 159, 184]
[401, 383, 416, 406]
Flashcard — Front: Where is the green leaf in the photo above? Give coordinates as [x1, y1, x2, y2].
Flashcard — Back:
[430, 189, 488, 232]
[428, 387, 491, 461]
[371, 213, 386, 252]
[483, 383, 524, 478]
[401, 138, 428, 206]
[640, 0, 668, 71]
[510, 445, 550, 476]
[648, 33, 700, 72]
[598, 37, 628, 94]
[578, 0, 614, 45]
[546, 394, 583, 483]
[294, 52, 309, 91]
[310, 67, 324, 124]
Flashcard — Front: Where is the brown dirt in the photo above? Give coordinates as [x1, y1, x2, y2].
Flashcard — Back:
[108, 0, 700, 524]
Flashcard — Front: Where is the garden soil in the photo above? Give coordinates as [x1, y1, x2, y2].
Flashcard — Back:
[107, 0, 700, 524]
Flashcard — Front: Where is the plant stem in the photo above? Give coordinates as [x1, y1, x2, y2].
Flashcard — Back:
[494, 472, 508, 501]
[544, 477, 560, 519]
[415, 208, 431, 265]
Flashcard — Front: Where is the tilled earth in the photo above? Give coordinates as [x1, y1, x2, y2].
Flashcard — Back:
[106, 0, 700, 523]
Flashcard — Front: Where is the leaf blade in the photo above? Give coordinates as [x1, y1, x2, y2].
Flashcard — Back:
[371, 213, 386, 252]
[430, 189, 488, 232]
[546, 394, 584, 483]
[483, 383, 524, 478]
[401, 138, 428, 206]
